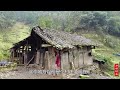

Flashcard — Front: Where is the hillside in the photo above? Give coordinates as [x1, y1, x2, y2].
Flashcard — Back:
[80, 32, 120, 78]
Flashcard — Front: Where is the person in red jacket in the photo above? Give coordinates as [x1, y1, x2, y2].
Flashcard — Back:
[55, 53, 61, 68]
[54, 49, 61, 69]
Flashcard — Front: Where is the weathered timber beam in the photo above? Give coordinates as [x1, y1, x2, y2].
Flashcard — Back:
[41, 44, 52, 47]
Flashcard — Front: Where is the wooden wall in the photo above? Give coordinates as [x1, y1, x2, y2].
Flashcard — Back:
[61, 51, 70, 70]
[83, 46, 93, 66]
[84, 51, 93, 66]
[61, 46, 93, 70]
[48, 47, 56, 69]
[11, 43, 93, 70]
[34, 47, 56, 70]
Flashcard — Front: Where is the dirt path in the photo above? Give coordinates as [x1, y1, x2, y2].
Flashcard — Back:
[0, 66, 113, 79]
[0, 66, 62, 79]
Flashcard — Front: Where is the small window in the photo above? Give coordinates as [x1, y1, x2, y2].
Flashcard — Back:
[88, 52, 92, 56]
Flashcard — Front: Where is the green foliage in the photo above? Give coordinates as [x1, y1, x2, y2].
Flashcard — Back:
[0, 12, 15, 29]
[0, 22, 30, 60]
[38, 16, 53, 29]
[1, 11, 120, 37]
[79, 11, 108, 30]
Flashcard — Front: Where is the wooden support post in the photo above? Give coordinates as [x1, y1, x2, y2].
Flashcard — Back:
[23, 45, 26, 66]
[18, 48, 21, 64]
[47, 51, 50, 70]
[61, 51, 69, 70]
[42, 52, 45, 69]
[83, 52, 85, 65]
[12, 50, 14, 62]
[19, 46, 21, 64]
[51, 48, 56, 70]
[24, 52, 27, 66]
[48, 47, 55, 70]
[24, 41, 28, 66]
[10, 50, 13, 62]
[18, 49, 19, 64]
[44, 51, 49, 69]
[35, 50, 40, 65]
[40, 52, 43, 68]
[73, 48, 79, 69]
[68, 50, 74, 70]
[22, 45, 24, 64]
[77, 48, 84, 68]
[16, 49, 18, 63]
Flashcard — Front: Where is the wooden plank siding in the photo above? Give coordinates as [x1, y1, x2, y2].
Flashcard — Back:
[78, 48, 84, 68]
[44, 51, 49, 69]
[68, 50, 74, 69]
[61, 51, 70, 70]
[60, 47, 93, 70]
[35, 50, 40, 65]
[48, 47, 56, 70]
[84, 49, 93, 66]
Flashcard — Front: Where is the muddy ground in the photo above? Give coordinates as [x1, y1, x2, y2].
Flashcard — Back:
[0, 66, 113, 79]
[0, 66, 62, 79]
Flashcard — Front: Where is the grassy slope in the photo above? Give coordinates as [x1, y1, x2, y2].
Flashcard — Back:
[0, 22, 30, 60]
[81, 32, 120, 78]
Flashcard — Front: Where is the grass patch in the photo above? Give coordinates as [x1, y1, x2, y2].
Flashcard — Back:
[79, 74, 90, 79]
